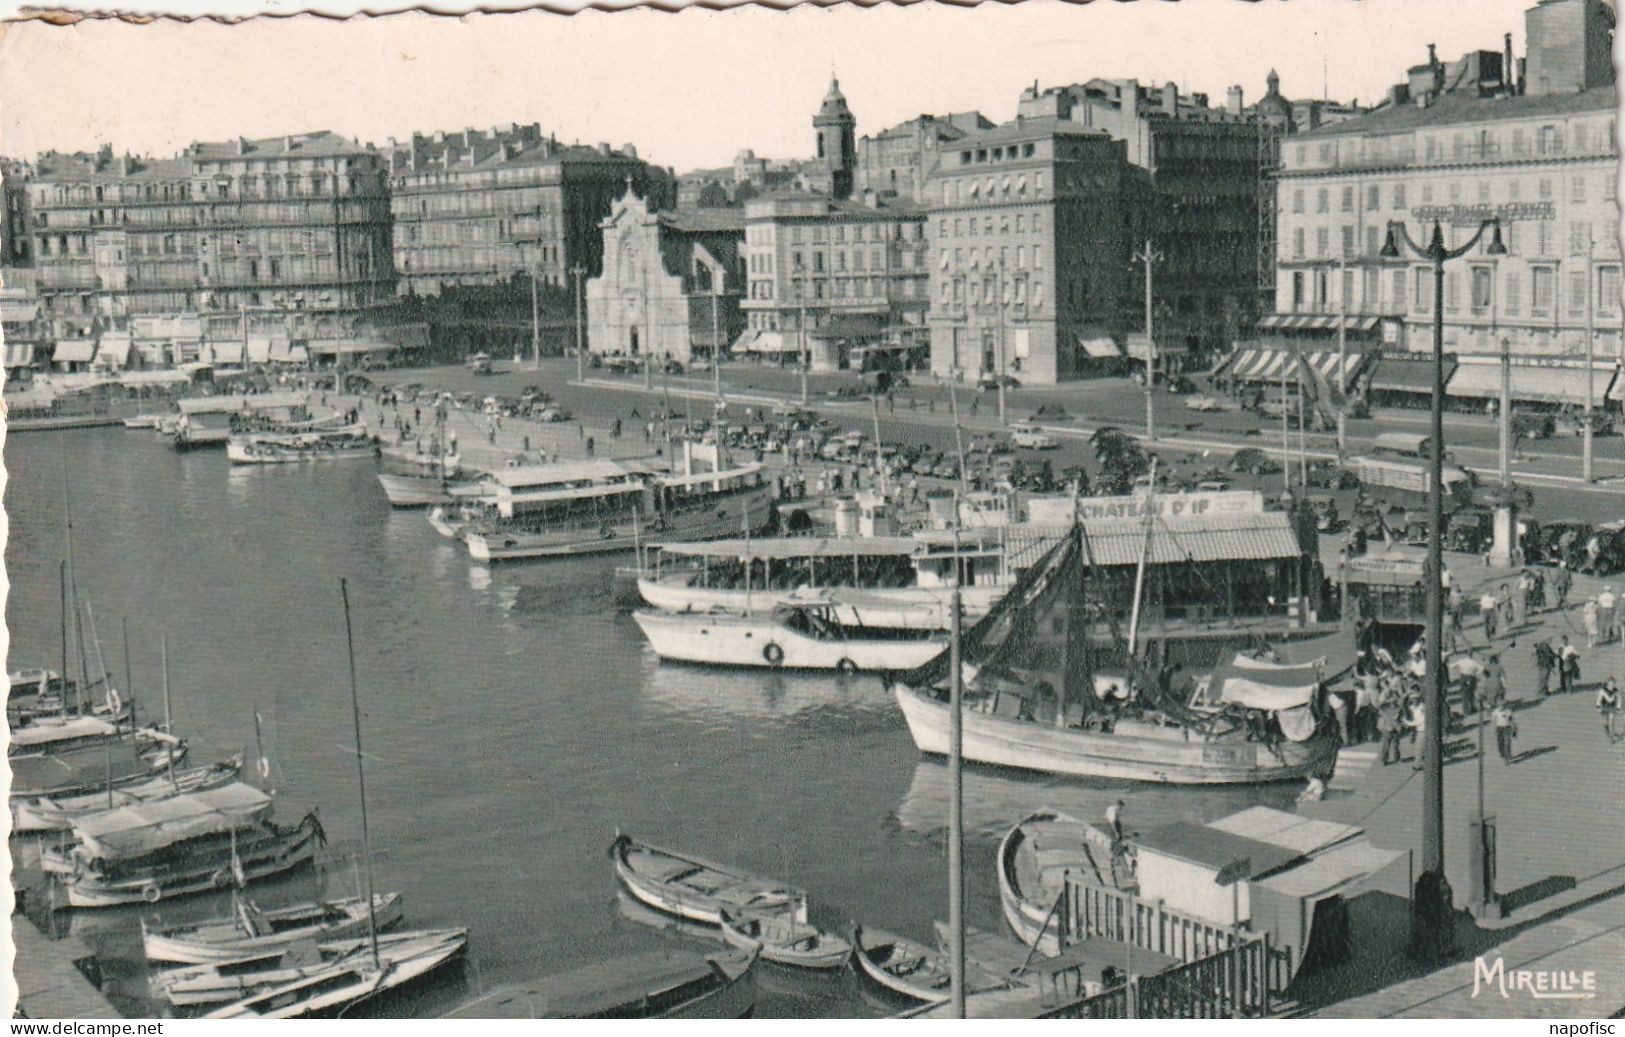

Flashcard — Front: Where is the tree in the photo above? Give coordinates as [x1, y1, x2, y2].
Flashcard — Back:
[1091, 427, 1149, 496]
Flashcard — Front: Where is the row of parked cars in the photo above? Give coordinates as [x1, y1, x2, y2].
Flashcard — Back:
[374, 382, 573, 423]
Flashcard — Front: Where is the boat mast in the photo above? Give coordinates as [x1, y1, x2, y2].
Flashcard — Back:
[62, 454, 87, 715]
[339, 578, 382, 968]
[947, 379, 969, 498]
[870, 394, 886, 499]
[1125, 457, 1158, 682]
[59, 561, 69, 706]
[743, 499, 753, 615]
[947, 494, 966, 1019]
[161, 634, 177, 791]
[121, 617, 135, 735]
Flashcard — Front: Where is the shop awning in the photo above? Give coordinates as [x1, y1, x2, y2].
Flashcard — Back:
[737, 330, 795, 354]
[93, 337, 132, 369]
[1123, 333, 1188, 361]
[308, 339, 392, 357]
[52, 340, 96, 364]
[1368, 354, 1454, 394]
[4, 343, 34, 369]
[1078, 336, 1122, 359]
[245, 337, 276, 364]
[1, 299, 39, 324]
[1447, 362, 1616, 407]
[1257, 314, 1383, 333]
[1225, 347, 1370, 386]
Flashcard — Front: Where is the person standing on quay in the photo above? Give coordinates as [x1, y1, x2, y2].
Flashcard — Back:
[1491, 701, 1518, 764]
[1481, 587, 1500, 640]
[1378, 696, 1402, 766]
[1553, 561, 1573, 609]
[1584, 598, 1600, 649]
[1448, 584, 1465, 633]
[1534, 640, 1557, 697]
[1558, 635, 1581, 695]
[1497, 582, 1515, 633]
[1598, 586, 1619, 645]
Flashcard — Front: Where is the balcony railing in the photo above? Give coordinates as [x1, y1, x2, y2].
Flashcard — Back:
[1291, 136, 1612, 174]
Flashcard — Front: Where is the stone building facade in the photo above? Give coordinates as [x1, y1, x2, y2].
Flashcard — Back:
[28, 132, 394, 362]
[739, 192, 930, 370]
[925, 119, 1138, 385]
[586, 188, 745, 363]
[855, 112, 994, 204]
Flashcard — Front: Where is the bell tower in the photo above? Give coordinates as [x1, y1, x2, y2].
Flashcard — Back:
[812, 77, 856, 199]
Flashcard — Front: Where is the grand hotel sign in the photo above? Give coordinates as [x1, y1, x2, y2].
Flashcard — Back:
[1410, 201, 1556, 225]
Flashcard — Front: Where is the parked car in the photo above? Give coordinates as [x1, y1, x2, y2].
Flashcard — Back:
[1185, 394, 1227, 412]
[1229, 447, 1281, 476]
[1555, 410, 1616, 437]
[1305, 459, 1359, 490]
[1010, 422, 1059, 450]
[536, 406, 572, 422]
[977, 374, 1020, 392]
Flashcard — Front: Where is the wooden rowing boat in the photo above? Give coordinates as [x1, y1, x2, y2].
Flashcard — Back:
[203, 928, 468, 1018]
[143, 892, 405, 964]
[441, 949, 757, 1019]
[851, 924, 1009, 1003]
[718, 907, 852, 970]
[150, 927, 448, 1008]
[997, 809, 1132, 957]
[609, 832, 806, 927]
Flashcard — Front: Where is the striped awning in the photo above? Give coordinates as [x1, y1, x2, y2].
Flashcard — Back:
[4, 343, 34, 368]
[1225, 347, 1370, 385]
[1447, 362, 1617, 407]
[1256, 314, 1383, 333]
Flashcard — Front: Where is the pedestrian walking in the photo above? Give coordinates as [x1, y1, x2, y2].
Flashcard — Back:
[1598, 585, 1619, 644]
[414, 406, 421, 425]
[1583, 598, 1600, 649]
[1448, 584, 1465, 631]
[586, 436, 595, 458]
[1534, 640, 1556, 697]
[1558, 635, 1581, 694]
[1497, 582, 1515, 632]
[1492, 702, 1518, 763]
[1407, 696, 1426, 770]
[1554, 562, 1572, 608]
[1453, 653, 1484, 714]
[1480, 588, 1499, 639]
[1596, 677, 1620, 743]
[1105, 800, 1125, 842]
[1517, 570, 1535, 625]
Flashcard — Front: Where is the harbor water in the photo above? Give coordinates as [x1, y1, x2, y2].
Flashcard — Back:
[5, 428, 1298, 1017]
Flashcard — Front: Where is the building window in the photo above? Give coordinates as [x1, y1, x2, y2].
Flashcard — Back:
[1598, 266, 1620, 317]
[1421, 184, 1433, 203]
[1292, 189, 1304, 214]
[1340, 226, 1354, 257]
[1340, 186, 1353, 213]
[1363, 266, 1379, 309]
[1392, 269, 1406, 310]
[1393, 183, 1406, 209]
[1445, 271, 1459, 313]
[1414, 266, 1432, 313]
[1571, 176, 1587, 202]
[1477, 181, 1491, 203]
[1316, 189, 1329, 213]
[1504, 270, 1520, 315]
[1314, 270, 1328, 308]
[1568, 269, 1587, 317]
[1315, 228, 1328, 257]
[1293, 228, 1305, 259]
[1365, 225, 1380, 255]
[1292, 271, 1305, 310]
[1470, 267, 1492, 313]
[1531, 266, 1554, 315]
[1366, 184, 1379, 209]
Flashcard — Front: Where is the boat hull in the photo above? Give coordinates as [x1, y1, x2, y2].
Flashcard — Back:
[851, 925, 953, 1003]
[142, 893, 405, 964]
[12, 759, 243, 834]
[610, 834, 805, 928]
[227, 441, 378, 465]
[894, 686, 1339, 785]
[997, 809, 1109, 958]
[465, 487, 774, 562]
[637, 579, 1004, 631]
[205, 929, 468, 1019]
[376, 472, 471, 507]
[633, 610, 946, 672]
[719, 910, 852, 970]
[63, 816, 322, 908]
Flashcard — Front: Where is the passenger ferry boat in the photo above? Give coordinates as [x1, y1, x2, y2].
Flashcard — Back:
[453, 442, 774, 562]
[632, 602, 948, 673]
[636, 527, 1029, 631]
[226, 425, 377, 465]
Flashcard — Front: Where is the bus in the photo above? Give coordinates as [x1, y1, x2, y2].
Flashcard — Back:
[1349, 433, 1476, 512]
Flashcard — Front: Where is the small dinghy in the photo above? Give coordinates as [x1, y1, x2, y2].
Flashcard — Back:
[852, 924, 1012, 1003]
[719, 907, 852, 970]
[998, 808, 1133, 956]
[609, 832, 806, 926]
[151, 928, 450, 1008]
[143, 893, 405, 964]
[203, 928, 468, 1019]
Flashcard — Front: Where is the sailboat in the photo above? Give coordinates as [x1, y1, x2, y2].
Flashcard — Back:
[890, 521, 1341, 785]
[205, 579, 467, 1017]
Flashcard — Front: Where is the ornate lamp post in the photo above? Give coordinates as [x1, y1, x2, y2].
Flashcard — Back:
[1379, 216, 1506, 958]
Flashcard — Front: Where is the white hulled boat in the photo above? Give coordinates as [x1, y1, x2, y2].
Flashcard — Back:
[226, 425, 376, 465]
[633, 602, 948, 673]
[12, 756, 244, 834]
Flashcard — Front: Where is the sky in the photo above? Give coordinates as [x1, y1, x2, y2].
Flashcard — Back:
[0, 0, 1555, 175]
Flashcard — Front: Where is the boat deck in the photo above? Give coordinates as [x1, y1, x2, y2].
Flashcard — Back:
[12, 919, 122, 1018]
[1014, 817, 1124, 900]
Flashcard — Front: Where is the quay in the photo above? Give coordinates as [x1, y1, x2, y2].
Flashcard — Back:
[10, 916, 121, 1018]
[4, 414, 127, 433]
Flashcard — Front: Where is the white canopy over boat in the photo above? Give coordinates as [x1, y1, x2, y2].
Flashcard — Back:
[73, 783, 273, 859]
[1209, 654, 1323, 712]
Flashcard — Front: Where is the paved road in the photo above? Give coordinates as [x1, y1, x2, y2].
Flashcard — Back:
[375, 360, 1625, 525]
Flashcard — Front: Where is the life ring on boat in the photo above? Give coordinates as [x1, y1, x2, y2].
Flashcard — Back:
[836, 658, 859, 675]
[210, 869, 231, 889]
[763, 642, 785, 666]
[141, 882, 162, 903]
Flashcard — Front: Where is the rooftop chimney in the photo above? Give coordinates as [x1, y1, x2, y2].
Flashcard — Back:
[598, 142, 613, 155]
[1504, 32, 1515, 92]
[1226, 84, 1245, 114]
[1161, 81, 1179, 115]
[621, 143, 638, 159]
[284, 135, 295, 151]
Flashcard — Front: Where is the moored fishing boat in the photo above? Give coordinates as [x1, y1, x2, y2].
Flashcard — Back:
[10, 741, 189, 801]
[997, 809, 1132, 957]
[12, 756, 244, 834]
[609, 832, 806, 926]
[440, 949, 757, 1019]
[143, 892, 405, 964]
[632, 603, 948, 673]
[202, 927, 468, 1018]
[41, 782, 326, 907]
[226, 425, 377, 465]
[718, 907, 852, 970]
[152, 927, 458, 1008]
[376, 469, 477, 508]
[852, 924, 1010, 1003]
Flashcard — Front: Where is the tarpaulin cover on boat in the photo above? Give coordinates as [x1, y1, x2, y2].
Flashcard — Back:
[73, 782, 273, 859]
[9, 715, 120, 748]
[1210, 654, 1322, 712]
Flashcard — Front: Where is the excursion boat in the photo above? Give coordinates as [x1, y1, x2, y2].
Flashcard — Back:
[12, 756, 244, 834]
[41, 782, 326, 908]
[152, 927, 455, 1008]
[718, 907, 853, 970]
[226, 426, 377, 465]
[891, 525, 1341, 786]
[441, 949, 758, 1019]
[632, 602, 948, 673]
[203, 928, 468, 1019]
[375, 409, 471, 507]
[609, 832, 806, 927]
[851, 924, 1010, 1003]
[635, 527, 1024, 631]
[997, 809, 1132, 957]
[143, 892, 405, 964]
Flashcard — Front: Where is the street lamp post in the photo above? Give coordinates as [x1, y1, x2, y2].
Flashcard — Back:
[711, 272, 723, 408]
[1335, 255, 1349, 461]
[1132, 239, 1163, 443]
[1583, 234, 1596, 483]
[1380, 216, 1506, 959]
[530, 266, 542, 371]
[796, 271, 810, 405]
[570, 264, 587, 383]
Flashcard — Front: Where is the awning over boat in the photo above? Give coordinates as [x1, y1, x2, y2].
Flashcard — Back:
[653, 536, 920, 560]
[1447, 361, 1617, 407]
[73, 782, 273, 859]
[1368, 354, 1453, 394]
[1079, 512, 1300, 567]
[1209, 655, 1322, 711]
[52, 340, 96, 364]
[658, 463, 763, 489]
[1254, 838, 1405, 900]
[485, 460, 634, 488]
[1224, 347, 1370, 386]
[1256, 314, 1383, 333]
[1078, 336, 1122, 359]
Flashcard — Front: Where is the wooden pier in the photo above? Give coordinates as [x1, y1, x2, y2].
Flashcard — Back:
[11, 917, 121, 1019]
